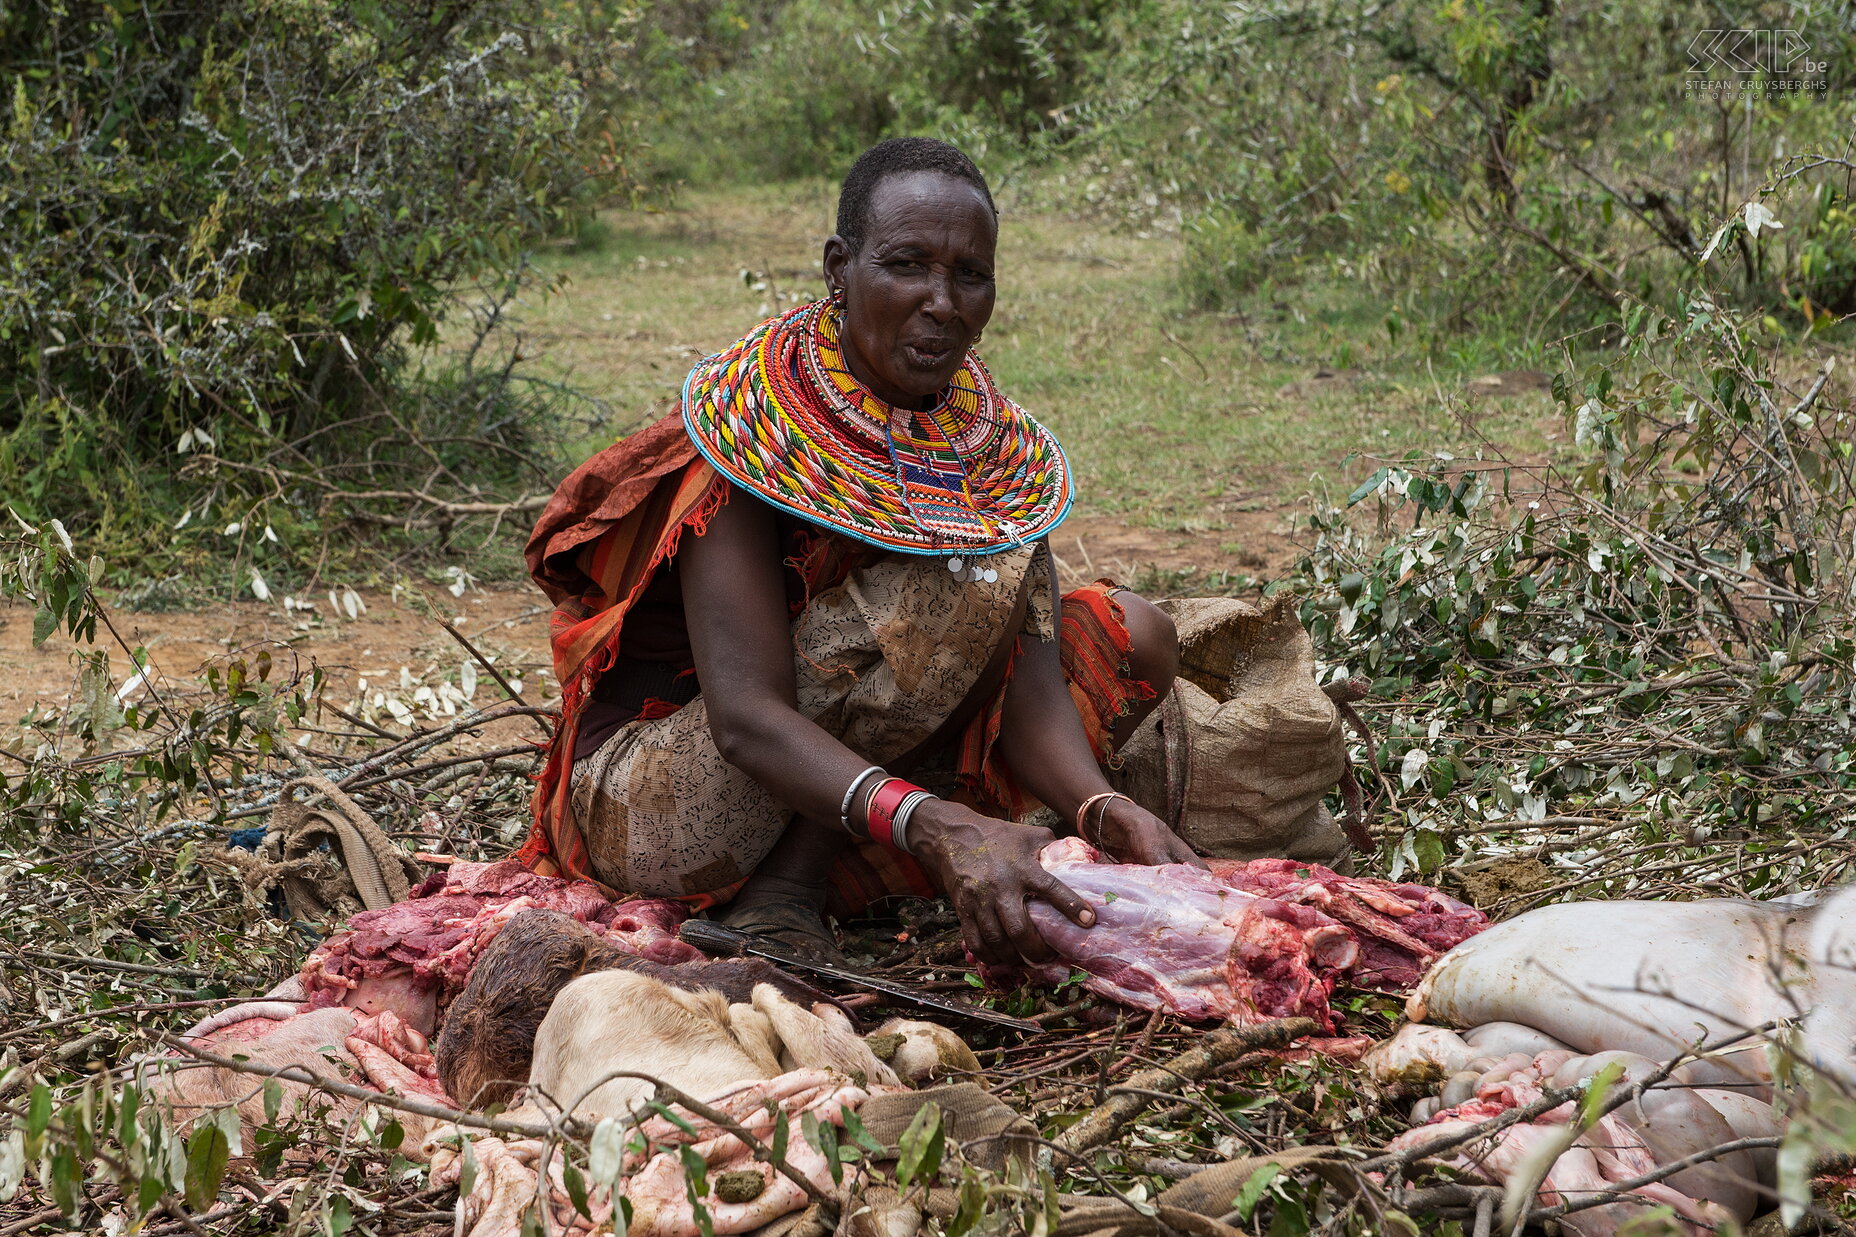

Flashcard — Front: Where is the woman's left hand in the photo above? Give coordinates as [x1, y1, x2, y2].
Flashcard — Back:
[1087, 798, 1205, 869]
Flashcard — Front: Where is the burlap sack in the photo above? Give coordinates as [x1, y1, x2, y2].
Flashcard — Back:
[1109, 594, 1352, 868]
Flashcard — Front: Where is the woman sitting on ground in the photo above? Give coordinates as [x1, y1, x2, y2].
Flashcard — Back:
[518, 137, 1200, 965]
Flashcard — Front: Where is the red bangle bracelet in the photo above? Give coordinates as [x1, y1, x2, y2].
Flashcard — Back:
[865, 777, 923, 851]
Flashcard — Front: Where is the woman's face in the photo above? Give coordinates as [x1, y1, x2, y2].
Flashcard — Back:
[822, 171, 997, 408]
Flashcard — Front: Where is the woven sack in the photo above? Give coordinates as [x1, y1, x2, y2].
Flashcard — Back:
[1109, 594, 1351, 868]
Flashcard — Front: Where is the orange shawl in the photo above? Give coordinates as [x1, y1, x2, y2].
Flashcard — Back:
[515, 411, 726, 889]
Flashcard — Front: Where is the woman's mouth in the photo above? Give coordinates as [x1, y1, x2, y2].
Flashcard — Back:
[904, 341, 955, 368]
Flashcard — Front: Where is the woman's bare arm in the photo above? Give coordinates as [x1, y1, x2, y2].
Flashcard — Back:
[677, 488, 1096, 963]
[990, 547, 1201, 867]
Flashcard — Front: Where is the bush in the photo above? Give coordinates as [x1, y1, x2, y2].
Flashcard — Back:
[624, 0, 1121, 185]
[0, 0, 623, 583]
[1041, 0, 1856, 345]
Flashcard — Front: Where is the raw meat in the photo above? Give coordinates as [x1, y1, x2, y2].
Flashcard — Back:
[1013, 839, 1487, 1027]
[1210, 858, 1486, 990]
[1383, 1046, 1774, 1237]
[298, 859, 698, 1027]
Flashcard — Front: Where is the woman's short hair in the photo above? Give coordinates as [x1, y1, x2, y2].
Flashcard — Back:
[836, 138, 996, 255]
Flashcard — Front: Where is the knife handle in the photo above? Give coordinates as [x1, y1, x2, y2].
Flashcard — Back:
[678, 918, 751, 956]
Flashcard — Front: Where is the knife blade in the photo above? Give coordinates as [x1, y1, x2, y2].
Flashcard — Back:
[677, 918, 1040, 1033]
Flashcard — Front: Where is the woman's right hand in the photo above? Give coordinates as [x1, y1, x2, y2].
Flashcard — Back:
[907, 799, 1095, 967]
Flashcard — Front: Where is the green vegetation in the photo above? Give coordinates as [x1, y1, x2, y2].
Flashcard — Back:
[1, 0, 630, 587]
[5, 0, 1851, 593]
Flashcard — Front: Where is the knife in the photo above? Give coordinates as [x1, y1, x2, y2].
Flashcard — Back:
[677, 918, 1040, 1032]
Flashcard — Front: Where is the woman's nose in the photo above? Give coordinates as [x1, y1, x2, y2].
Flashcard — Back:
[920, 272, 956, 322]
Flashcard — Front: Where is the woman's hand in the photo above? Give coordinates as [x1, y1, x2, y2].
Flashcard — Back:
[907, 800, 1095, 967]
[1088, 798, 1205, 869]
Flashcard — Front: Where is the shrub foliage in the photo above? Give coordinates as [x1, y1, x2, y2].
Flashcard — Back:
[1, 0, 619, 576]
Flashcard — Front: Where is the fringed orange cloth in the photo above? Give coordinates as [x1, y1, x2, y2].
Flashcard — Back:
[516, 414, 1156, 915]
[516, 412, 724, 890]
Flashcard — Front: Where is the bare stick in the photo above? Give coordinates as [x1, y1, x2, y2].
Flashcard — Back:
[155, 1040, 832, 1217]
[1056, 1017, 1317, 1154]
[24, 950, 263, 987]
[1528, 1135, 1779, 1222]
[441, 620, 542, 724]
[153, 1032, 576, 1140]
[530, 1068, 833, 1213]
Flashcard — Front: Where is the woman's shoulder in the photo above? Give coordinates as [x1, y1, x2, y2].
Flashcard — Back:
[524, 410, 713, 602]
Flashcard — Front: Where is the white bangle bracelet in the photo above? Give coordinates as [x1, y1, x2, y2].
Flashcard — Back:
[840, 765, 886, 834]
[890, 789, 935, 856]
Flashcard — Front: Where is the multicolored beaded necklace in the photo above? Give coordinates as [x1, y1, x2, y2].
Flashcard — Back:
[681, 298, 1072, 576]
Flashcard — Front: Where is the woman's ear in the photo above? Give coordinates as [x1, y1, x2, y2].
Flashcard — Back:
[821, 234, 851, 296]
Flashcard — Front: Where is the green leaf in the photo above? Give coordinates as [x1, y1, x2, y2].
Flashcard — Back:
[49, 1148, 80, 1216]
[1410, 829, 1445, 874]
[1577, 1061, 1624, 1128]
[680, 1144, 710, 1198]
[840, 1109, 886, 1157]
[563, 1163, 590, 1219]
[24, 1085, 51, 1156]
[1231, 1162, 1282, 1221]
[458, 1137, 479, 1200]
[814, 1117, 843, 1185]
[1265, 1192, 1308, 1237]
[138, 1171, 165, 1217]
[31, 603, 56, 647]
[1346, 468, 1390, 507]
[184, 1122, 229, 1211]
[895, 1101, 944, 1190]
[948, 1168, 988, 1237]
[324, 1193, 352, 1237]
[769, 1111, 789, 1167]
[650, 1101, 700, 1138]
[1766, 1114, 1811, 1218]
[680, 1145, 715, 1237]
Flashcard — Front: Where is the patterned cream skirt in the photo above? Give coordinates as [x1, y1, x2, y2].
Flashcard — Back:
[570, 544, 1049, 901]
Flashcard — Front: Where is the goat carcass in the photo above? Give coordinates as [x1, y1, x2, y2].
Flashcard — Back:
[1368, 887, 1856, 1234]
[436, 907, 838, 1108]
[1407, 893, 1831, 1087]
[427, 966, 906, 1237]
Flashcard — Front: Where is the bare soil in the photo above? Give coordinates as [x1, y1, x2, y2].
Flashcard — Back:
[1, 586, 557, 734]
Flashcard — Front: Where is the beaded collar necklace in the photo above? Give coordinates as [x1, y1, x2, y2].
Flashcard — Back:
[681, 299, 1072, 576]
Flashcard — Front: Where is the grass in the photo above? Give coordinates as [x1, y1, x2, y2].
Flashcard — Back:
[494, 181, 1570, 574]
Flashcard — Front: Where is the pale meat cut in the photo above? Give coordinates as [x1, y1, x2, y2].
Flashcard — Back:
[1382, 1044, 1775, 1236]
[298, 859, 698, 1028]
[1016, 840, 1487, 1027]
